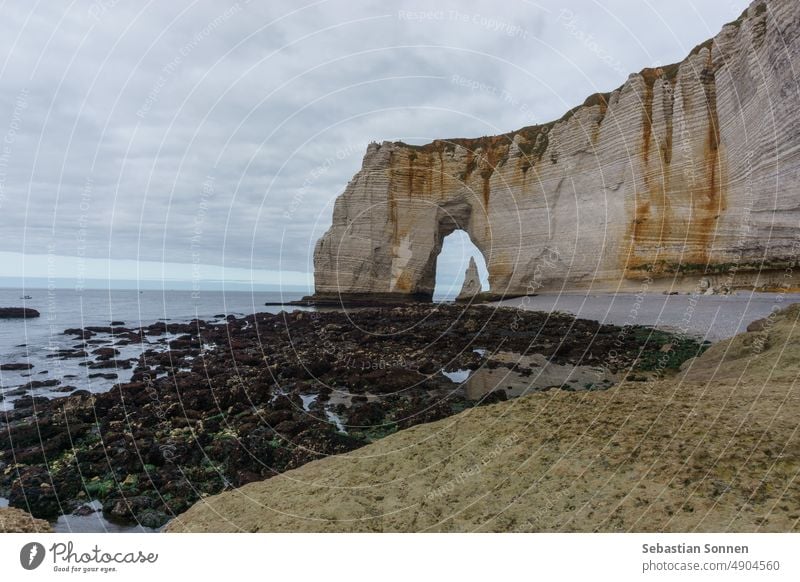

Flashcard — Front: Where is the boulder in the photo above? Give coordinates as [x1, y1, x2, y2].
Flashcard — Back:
[0, 307, 40, 319]
[0, 363, 33, 371]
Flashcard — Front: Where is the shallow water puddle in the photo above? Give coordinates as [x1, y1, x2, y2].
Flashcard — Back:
[0, 498, 154, 533]
[325, 409, 347, 433]
[442, 369, 471, 383]
[300, 393, 318, 411]
[53, 500, 156, 533]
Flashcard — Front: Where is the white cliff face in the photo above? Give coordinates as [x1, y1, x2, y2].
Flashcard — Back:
[314, 0, 800, 300]
[456, 257, 482, 301]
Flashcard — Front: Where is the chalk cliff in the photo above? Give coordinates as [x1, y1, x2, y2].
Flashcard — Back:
[313, 0, 800, 301]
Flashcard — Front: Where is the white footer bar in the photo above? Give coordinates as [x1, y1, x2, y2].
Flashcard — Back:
[1, 533, 798, 581]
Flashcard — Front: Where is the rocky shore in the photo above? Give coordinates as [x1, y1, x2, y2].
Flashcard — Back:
[167, 304, 800, 533]
[0, 305, 706, 528]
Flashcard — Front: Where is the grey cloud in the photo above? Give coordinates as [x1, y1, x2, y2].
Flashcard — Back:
[0, 0, 750, 287]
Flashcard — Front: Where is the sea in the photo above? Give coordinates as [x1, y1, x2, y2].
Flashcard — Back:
[0, 288, 307, 411]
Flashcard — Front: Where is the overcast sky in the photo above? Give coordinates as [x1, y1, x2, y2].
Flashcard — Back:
[0, 0, 750, 292]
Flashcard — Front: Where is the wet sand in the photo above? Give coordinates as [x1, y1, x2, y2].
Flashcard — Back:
[495, 291, 800, 341]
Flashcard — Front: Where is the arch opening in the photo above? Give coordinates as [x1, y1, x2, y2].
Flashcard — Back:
[432, 230, 490, 301]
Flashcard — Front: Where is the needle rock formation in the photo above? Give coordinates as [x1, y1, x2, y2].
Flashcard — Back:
[456, 257, 482, 301]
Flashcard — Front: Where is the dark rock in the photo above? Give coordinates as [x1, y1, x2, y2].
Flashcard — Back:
[0, 417, 58, 450]
[136, 508, 169, 529]
[92, 347, 121, 359]
[0, 362, 33, 371]
[85, 359, 133, 369]
[347, 402, 386, 427]
[480, 390, 508, 404]
[47, 349, 88, 359]
[84, 326, 114, 334]
[12, 432, 71, 464]
[21, 379, 60, 390]
[9, 466, 65, 519]
[63, 328, 95, 339]
[0, 307, 40, 319]
[13, 395, 51, 409]
[73, 504, 100, 516]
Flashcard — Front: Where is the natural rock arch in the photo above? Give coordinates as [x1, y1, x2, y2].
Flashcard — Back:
[312, 149, 520, 303]
[417, 200, 492, 298]
[312, 0, 800, 302]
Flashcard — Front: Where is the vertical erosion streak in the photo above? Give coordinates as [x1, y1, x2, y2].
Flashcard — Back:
[388, 162, 398, 246]
[642, 72, 655, 164]
[697, 47, 726, 265]
[628, 70, 663, 271]
[662, 78, 676, 166]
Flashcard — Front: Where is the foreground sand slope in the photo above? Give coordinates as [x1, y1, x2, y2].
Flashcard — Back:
[167, 305, 800, 532]
[0, 507, 51, 533]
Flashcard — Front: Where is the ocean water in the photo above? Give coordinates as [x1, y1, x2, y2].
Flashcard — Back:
[0, 288, 306, 409]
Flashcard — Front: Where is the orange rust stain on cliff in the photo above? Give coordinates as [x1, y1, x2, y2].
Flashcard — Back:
[662, 119, 674, 165]
[625, 69, 671, 273]
[393, 270, 413, 293]
[488, 256, 512, 289]
[463, 151, 476, 182]
[591, 93, 608, 144]
[625, 69, 664, 271]
[407, 155, 415, 201]
[438, 150, 444, 196]
[640, 68, 658, 163]
[478, 144, 505, 210]
[388, 162, 398, 245]
[625, 48, 727, 274]
[692, 47, 726, 265]
[481, 177, 490, 209]
[423, 153, 432, 199]
[630, 202, 651, 243]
